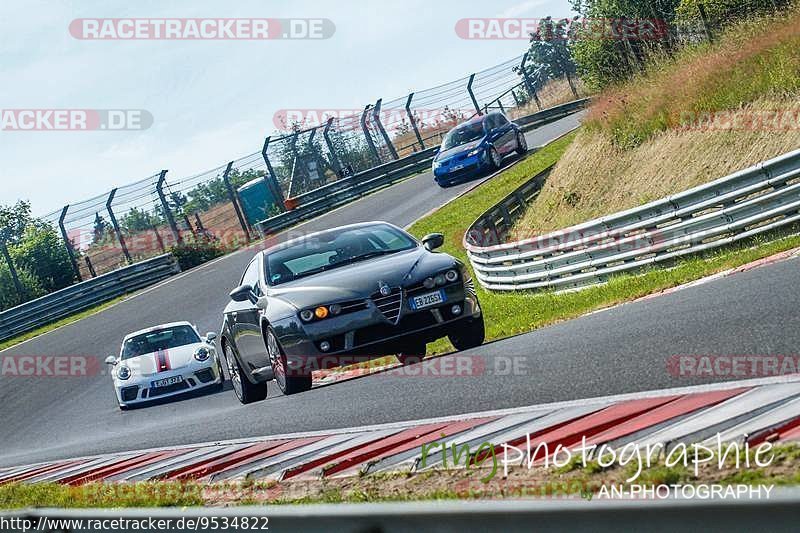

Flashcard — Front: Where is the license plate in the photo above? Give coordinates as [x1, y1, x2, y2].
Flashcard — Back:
[151, 376, 182, 388]
[409, 290, 446, 310]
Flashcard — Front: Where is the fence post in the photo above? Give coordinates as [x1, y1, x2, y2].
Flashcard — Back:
[373, 99, 399, 160]
[520, 53, 542, 110]
[360, 104, 382, 165]
[222, 161, 251, 242]
[84, 256, 97, 278]
[697, 3, 713, 42]
[405, 93, 425, 151]
[261, 136, 287, 212]
[58, 205, 82, 282]
[0, 239, 25, 301]
[156, 170, 182, 246]
[105, 188, 132, 264]
[466, 74, 482, 116]
[322, 117, 344, 178]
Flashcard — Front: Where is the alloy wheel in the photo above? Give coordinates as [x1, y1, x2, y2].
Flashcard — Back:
[223, 344, 242, 400]
[267, 329, 286, 391]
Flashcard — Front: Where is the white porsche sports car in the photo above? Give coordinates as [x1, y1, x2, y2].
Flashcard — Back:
[105, 321, 224, 410]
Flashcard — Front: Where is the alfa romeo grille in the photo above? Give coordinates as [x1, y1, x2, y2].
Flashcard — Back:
[372, 289, 403, 324]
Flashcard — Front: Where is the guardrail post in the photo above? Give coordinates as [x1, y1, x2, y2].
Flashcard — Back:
[466, 74, 482, 116]
[156, 170, 182, 246]
[105, 188, 132, 264]
[222, 161, 252, 242]
[373, 99, 398, 160]
[405, 93, 425, 151]
[322, 117, 344, 178]
[0, 239, 25, 300]
[497, 99, 506, 115]
[360, 104, 382, 165]
[58, 205, 82, 282]
[520, 53, 542, 110]
[261, 136, 287, 213]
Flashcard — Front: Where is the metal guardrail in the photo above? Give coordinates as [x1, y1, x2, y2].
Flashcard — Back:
[256, 99, 590, 236]
[464, 148, 800, 291]
[0, 254, 180, 343]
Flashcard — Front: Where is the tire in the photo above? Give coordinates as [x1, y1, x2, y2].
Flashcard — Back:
[448, 316, 486, 351]
[223, 341, 268, 404]
[396, 341, 427, 366]
[487, 146, 502, 171]
[267, 327, 312, 395]
[515, 131, 528, 155]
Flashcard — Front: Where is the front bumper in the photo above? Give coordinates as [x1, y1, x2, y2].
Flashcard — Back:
[433, 152, 488, 185]
[273, 282, 481, 373]
[113, 355, 222, 408]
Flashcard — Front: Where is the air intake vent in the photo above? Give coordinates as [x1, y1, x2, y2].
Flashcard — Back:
[372, 289, 403, 324]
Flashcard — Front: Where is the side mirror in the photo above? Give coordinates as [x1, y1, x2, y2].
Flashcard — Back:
[205, 332, 218, 343]
[422, 233, 444, 251]
[230, 284, 256, 303]
[104, 356, 117, 366]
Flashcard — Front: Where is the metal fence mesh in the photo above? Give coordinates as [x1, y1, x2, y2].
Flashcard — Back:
[28, 53, 583, 286]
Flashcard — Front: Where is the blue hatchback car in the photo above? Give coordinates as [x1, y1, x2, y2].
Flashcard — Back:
[432, 112, 527, 187]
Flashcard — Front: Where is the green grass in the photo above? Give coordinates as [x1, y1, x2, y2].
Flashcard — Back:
[0, 296, 127, 352]
[404, 132, 800, 354]
[0, 482, 204, 509]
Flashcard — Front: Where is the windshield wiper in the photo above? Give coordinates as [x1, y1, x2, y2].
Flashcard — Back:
[341, 249, 397, 264]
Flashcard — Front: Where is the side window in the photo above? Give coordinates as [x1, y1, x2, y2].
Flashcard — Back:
[483, 116, 496, 133]
[240, 258, 261, 293]
[496, 114, 509, 127]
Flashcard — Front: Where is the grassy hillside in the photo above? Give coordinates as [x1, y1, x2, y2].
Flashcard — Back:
[514, 9, 800, 234]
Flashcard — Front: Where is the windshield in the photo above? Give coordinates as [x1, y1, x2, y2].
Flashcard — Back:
[121, 325, 200, 360]
[441, 121, 485, 150]
[265, 224, 416, 286]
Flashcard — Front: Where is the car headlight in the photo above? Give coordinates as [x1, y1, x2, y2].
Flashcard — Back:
[117, 365, 131, 380]
[434, 274, 446, 286]
[432, 160, 441, 170]
[445, 269, 459, 282]
[299, 304, 343, 322]
[194, 347, 211, 362]
[467, 147, 483, 157]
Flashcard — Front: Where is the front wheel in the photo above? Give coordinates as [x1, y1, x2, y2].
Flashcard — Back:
[267, 327, 312, 395]
[223, 342, 268, 404]
[516, 132, 528, 155]
[448, 315, 486, 351]
[487, 146, 502, 171]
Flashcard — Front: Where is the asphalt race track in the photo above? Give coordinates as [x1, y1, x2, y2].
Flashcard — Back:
[4, 111, 798, 468]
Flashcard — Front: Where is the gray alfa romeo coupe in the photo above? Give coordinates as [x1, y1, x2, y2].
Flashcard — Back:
[219, 221, 484, 401]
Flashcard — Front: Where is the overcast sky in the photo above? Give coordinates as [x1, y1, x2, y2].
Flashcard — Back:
[0, 0, 574, 215]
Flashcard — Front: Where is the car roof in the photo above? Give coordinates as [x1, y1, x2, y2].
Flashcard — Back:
[123, 321, 195, 342]
[260, 221, 409, 256]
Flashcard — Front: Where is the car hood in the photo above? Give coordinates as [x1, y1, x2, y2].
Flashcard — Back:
[266, 247, 459, 309]
[119, 343, 206, 377]
[436, 139, 484, 161]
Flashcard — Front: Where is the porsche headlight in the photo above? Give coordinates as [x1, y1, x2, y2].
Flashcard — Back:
[467, 147, 483, 157]
[432, 160, 441, 170]
[194, 347, 211, 362]
[117, 365, 131, 380]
